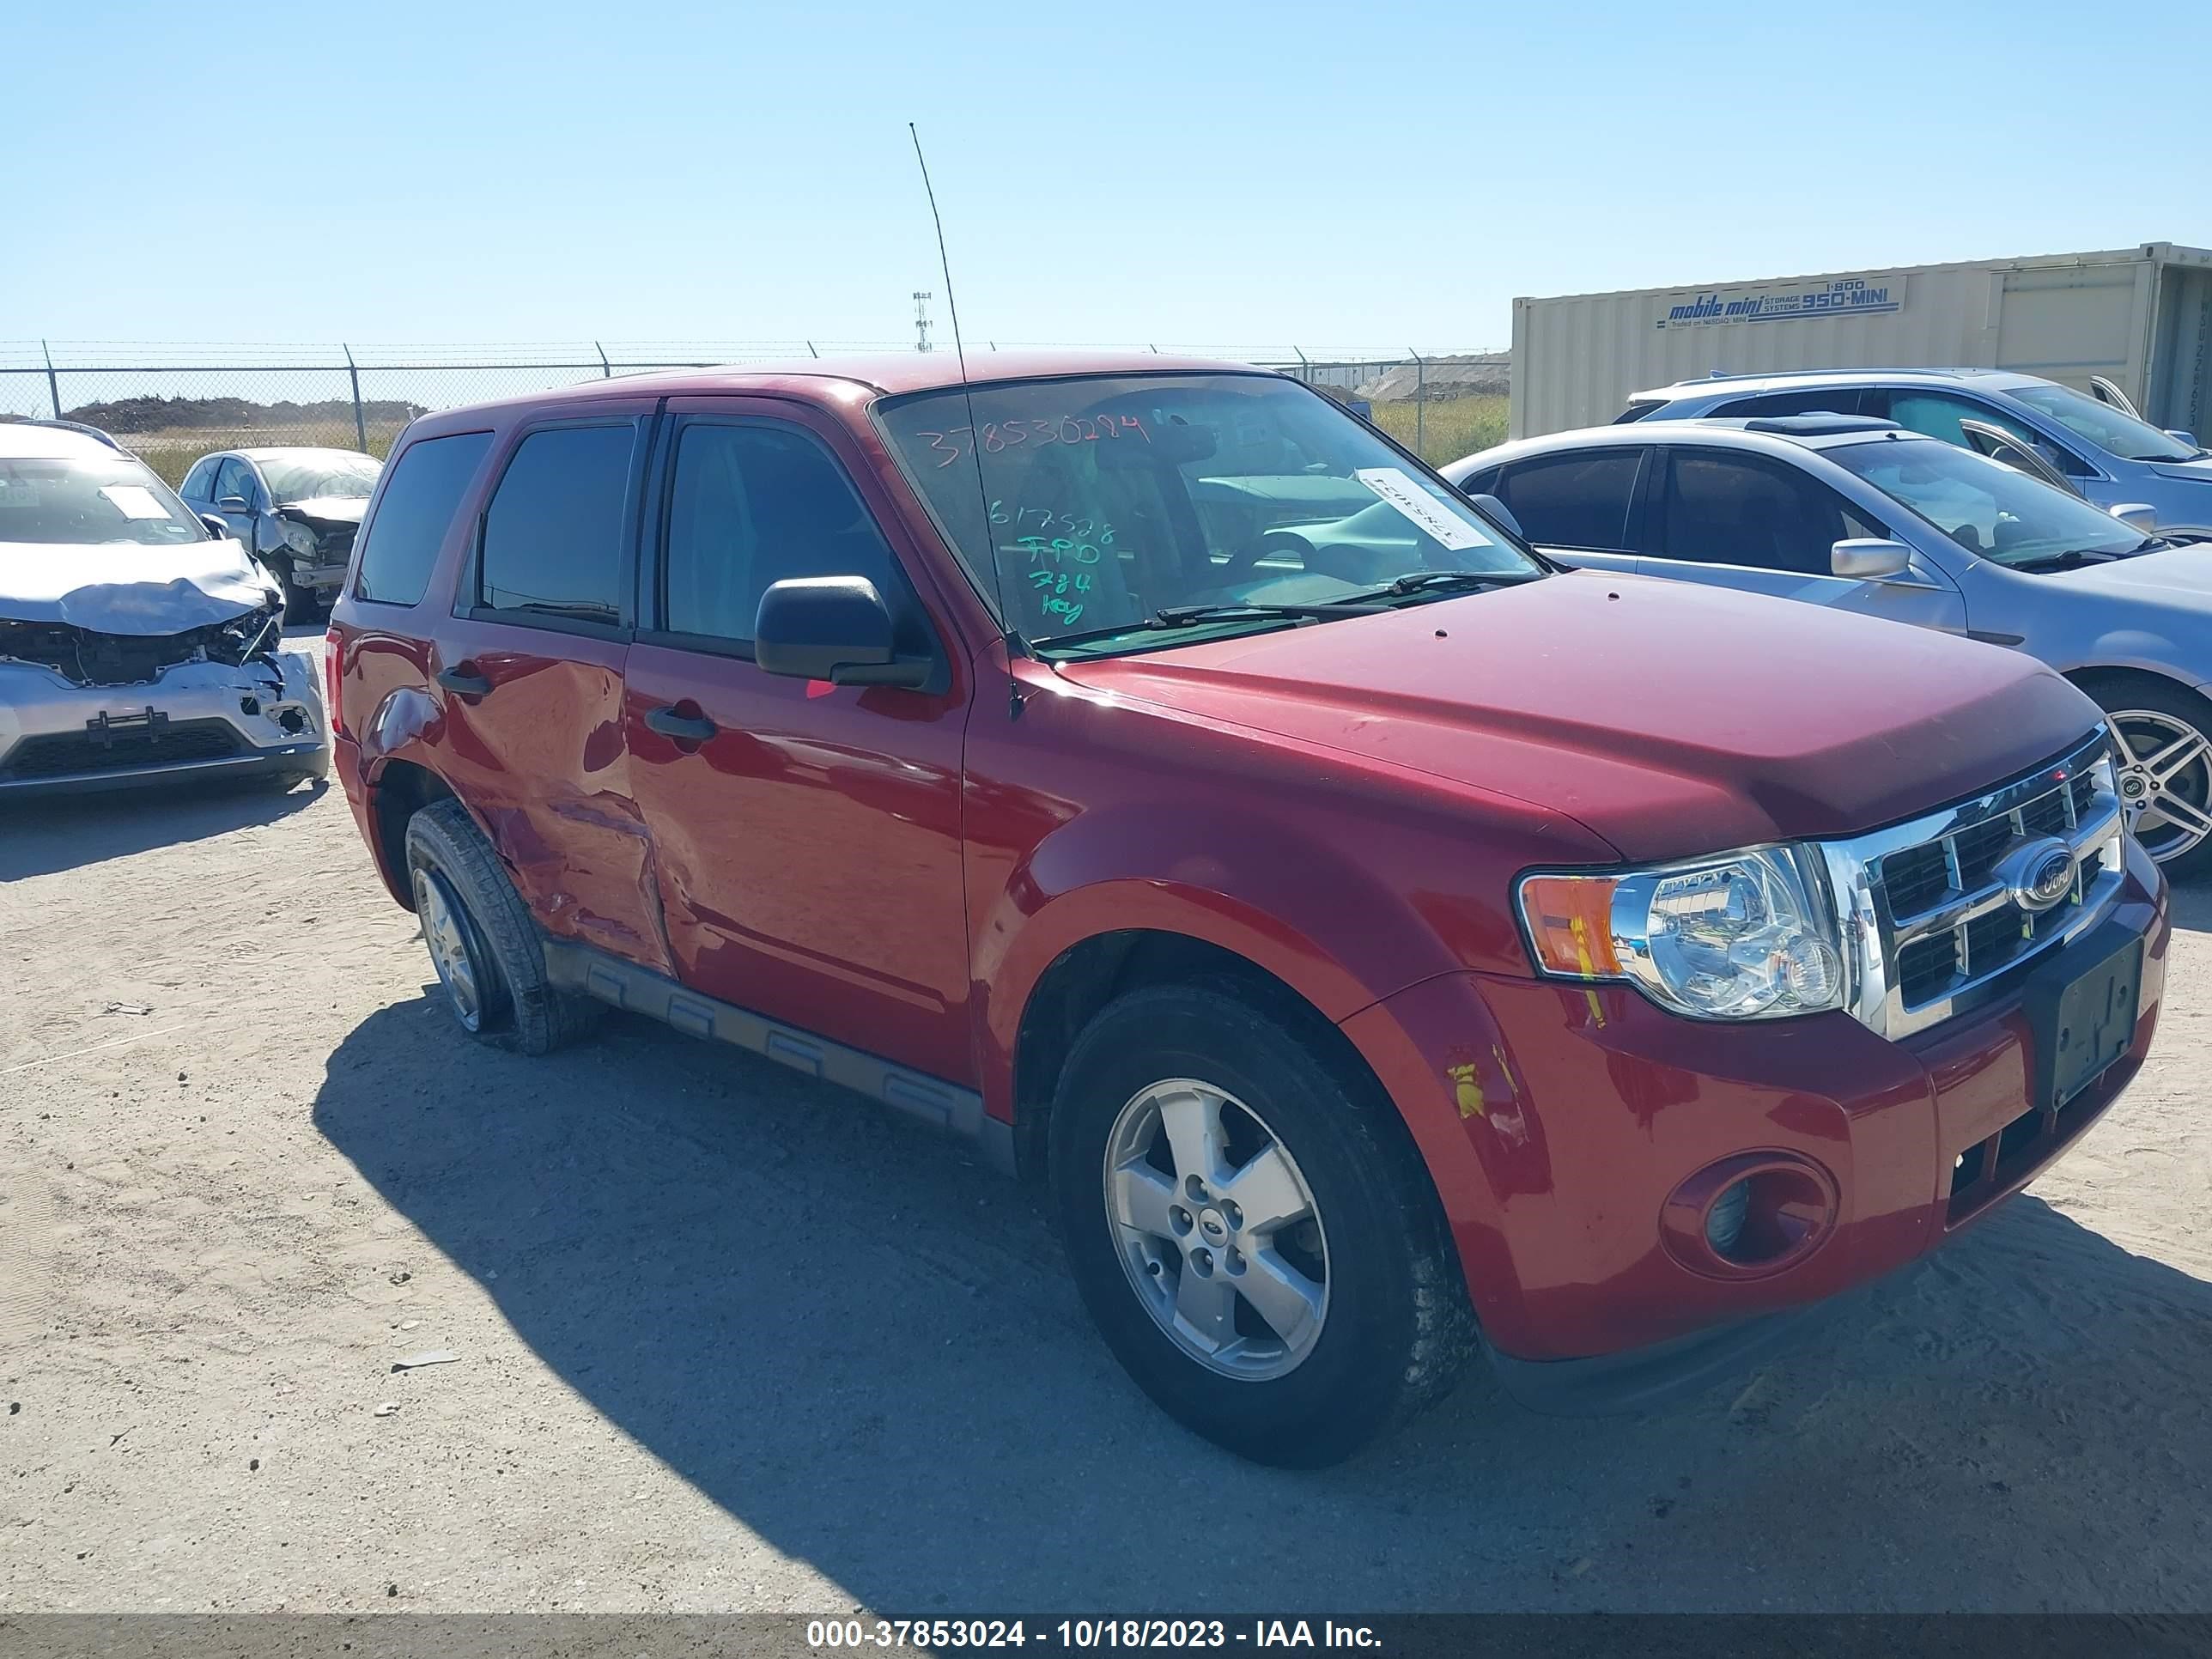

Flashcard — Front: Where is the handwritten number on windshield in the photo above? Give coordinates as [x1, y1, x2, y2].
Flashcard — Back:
[918, 416, 1151, 467]
[920, 428, 973, 469]
[1028, 565, 1093, 627]
[990, 502, 1113, 544]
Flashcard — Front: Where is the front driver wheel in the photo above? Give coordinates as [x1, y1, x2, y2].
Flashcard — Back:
[1048, 980, 1475, 1466]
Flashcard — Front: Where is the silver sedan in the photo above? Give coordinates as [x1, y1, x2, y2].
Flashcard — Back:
[1443, 415, 2212, 872]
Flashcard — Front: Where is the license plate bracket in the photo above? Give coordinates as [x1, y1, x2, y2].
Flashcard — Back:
[2031, 936, 2143, 1112]
[84, 708, 167, 749]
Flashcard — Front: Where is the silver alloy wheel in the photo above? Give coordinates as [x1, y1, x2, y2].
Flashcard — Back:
[2110, 709, 2212, 863]
[413, 867, 489, 1033]
[1102, 1078, 1330, 1381]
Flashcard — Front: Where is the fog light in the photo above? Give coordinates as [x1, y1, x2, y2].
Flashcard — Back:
[1705, 1178, 1751, 1258]
[1661, 1152, 1839, 1279]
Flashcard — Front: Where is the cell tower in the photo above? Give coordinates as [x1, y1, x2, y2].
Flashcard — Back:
[912, 290, 933, 353]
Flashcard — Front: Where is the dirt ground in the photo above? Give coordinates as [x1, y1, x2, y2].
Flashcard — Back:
[3, 633, 2210, 1615]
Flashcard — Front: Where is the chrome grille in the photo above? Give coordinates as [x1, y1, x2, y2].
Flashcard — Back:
[1820, 732, 2127, 1040]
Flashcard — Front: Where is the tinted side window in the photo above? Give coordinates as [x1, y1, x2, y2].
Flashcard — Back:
[1656, 451, 1869, 575]
[478, 424, 636, 623]
[1493, 450, 1642, 549]
[1866, 390, 2094, 477]
[1455, 465, 1502, 496]
[181, 458, 217, 499]
[214, 457, 258, 506]
[1712, 389, 1869, 419]
[661, 422, 912, 647]
[354, 430, 494, 606]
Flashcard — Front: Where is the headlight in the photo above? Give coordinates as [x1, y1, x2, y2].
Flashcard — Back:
[283, 520, 318, 556]
[1517, 845, 1849, 1021]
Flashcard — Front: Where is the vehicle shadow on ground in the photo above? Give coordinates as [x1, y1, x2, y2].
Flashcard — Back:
[315, 996, 2212, 1612]
[0, 778, 325, 882]
[2166, 873, 2212, 933]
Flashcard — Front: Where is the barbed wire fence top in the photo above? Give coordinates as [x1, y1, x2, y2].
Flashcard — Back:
[0, 340, 1510, 480]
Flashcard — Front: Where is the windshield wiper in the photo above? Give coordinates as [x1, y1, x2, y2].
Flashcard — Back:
[1036, 600, 1382, 652]
[1353, 568, 1552, 602]
[1149, 599, 1384, 624]
[2001, 548, 2130, 573]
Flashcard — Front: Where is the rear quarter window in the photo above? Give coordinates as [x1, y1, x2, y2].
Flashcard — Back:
[354, 431, 495, 606]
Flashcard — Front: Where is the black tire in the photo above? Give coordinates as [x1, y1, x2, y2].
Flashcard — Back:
[1047, 979, 1476, 1467]
[402, 798, 602, 1054]
[255, 554, 313, 623]
[2079, 672, 2212, 879]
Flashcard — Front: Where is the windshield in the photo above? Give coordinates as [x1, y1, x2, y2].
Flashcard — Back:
[257, 452, 382, 502]
[878, 374, 1539, 655]
[1828, 437, 2143, 566]
[2003, 382, 2200, 462]
[0, 453, 209, 547]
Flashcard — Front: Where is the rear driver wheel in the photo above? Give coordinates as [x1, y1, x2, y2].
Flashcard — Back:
[402, 799, 602, 1054]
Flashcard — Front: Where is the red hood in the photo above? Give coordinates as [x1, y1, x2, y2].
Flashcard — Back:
[1054, 570, 2103, 862]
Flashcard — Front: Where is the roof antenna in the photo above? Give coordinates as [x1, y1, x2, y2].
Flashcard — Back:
[909, 121, 1025, 720]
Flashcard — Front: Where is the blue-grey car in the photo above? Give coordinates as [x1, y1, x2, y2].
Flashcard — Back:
[1617, 368, 2212, 542]
[1443, 415, 2212, 872]
[179, 447, 381, 621]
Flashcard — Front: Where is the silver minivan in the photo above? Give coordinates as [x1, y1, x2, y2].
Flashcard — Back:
[1444, 415, 2212, 872]
[1618, 368, 2212, 541]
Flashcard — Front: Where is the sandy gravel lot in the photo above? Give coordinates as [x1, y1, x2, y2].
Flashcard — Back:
[3, 637, 2209, 1614]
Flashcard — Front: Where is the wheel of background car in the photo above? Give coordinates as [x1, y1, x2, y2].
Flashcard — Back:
[1046, 978, 1474, 1467]
[402, 799, 604, 1054]
[264, 556, 310, 623]
[2082, 677, 2212, 876]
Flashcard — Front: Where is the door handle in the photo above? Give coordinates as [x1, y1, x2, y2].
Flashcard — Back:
[436, 665, 492, 697]
[645, 705, 718, 742]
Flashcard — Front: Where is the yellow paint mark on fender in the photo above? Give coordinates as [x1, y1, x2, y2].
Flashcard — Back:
[1448, 1063, 1486, 1120]
[1569, 915, 1608, 1029]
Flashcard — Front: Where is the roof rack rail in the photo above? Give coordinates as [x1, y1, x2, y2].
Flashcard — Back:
[27, 418, 125, 451]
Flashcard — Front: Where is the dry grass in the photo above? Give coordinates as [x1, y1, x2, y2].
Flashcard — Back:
[118, 425, 401, 486]
[1370, 393, 1510, 467]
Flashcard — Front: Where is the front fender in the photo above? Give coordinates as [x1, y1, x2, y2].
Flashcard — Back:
[974, 794, 1494, 1124]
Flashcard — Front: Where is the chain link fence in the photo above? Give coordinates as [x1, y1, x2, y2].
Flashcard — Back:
[0, 341, 1509, 481]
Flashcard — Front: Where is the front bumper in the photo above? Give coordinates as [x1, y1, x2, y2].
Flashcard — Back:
[295, 561, 350, 593]
[0, 653, 330, 797]
[1342, 833, 2169, 1407]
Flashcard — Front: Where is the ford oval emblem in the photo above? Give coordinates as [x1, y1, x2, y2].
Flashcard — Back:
[1996, 837, 2078, 915]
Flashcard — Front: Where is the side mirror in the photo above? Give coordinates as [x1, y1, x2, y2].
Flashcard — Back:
[753, 576, 931, 688]
[2109, 503, 2160, 534]
[1832, 538, 1915, 580]
[2166, 429, 2199, 449]
[216, 495, 251, 513]
[198, 513, 232, 539]
[1468, 492, 1525, 541]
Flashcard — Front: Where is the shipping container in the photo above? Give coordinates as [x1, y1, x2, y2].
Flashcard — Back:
[1510, 242, 2212, 441]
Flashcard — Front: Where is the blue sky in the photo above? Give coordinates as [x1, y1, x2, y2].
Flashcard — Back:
[11, 0, 2208, 352]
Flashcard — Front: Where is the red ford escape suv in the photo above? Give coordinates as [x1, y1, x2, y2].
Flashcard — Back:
[329, 353, 2168, 1466]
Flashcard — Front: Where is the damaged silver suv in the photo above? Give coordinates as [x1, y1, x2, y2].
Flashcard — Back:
[0, 423, 328, 796]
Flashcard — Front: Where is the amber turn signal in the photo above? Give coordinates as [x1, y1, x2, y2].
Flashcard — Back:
[1517, 874, 1622, 979]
